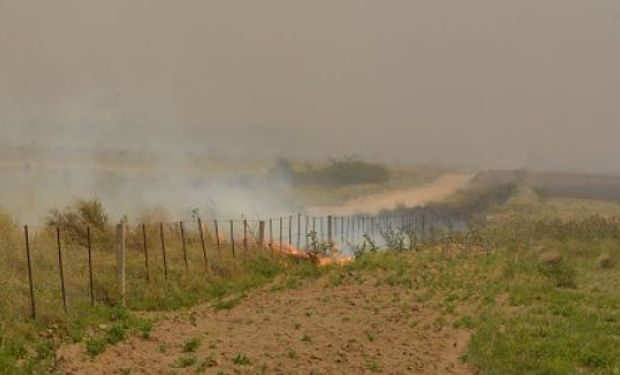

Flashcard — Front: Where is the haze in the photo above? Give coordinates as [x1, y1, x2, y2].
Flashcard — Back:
[1, 0, 619, 173]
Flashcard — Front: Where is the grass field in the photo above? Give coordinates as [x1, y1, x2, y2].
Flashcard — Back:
[1, 187, 619, 374]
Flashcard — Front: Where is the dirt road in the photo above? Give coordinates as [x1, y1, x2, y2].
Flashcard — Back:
[308, 174, 474, 216]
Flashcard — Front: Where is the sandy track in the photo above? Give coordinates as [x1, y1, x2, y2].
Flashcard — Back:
[58, 277, 471, 374]
[308, 174, 474, 216]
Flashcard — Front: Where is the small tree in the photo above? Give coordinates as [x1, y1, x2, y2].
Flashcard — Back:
[47, 198, 111, 248]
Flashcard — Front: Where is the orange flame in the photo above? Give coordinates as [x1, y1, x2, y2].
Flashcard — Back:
[272, 241, 353, 266]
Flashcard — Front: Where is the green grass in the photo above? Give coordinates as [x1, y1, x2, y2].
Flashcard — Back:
[1, 187, 619, 373]
[181, 337, 201, 353]
[464, 249, 620, 374]
[231, 353, 251, 365]
[0, 243, 330, 373]
[172, 355, 197, 368]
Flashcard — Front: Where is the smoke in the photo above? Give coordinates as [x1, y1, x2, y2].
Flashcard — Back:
[1, 0, 619, 221]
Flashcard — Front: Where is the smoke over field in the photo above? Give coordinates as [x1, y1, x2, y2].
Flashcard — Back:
[1, 1, 619, 373]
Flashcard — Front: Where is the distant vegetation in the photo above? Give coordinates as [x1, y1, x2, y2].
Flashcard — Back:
[474, 169, 620, 201]
[380, 182, 518, 222]
[269, 157, 390, 186]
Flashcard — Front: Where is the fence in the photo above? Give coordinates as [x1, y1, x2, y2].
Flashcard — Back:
[2, 210, 465, 322]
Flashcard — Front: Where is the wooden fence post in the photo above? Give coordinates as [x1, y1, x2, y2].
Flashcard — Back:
[327, 215, 333, 246]
[258, 221, 265, 250]
[304, 215, 309, 249]
[24, 225, 36, 319]
[229, 220, 236, 257]
[214, 219, 221, 252]
[269, 218, 273, 250]
[279, 217, 283, 252]
[142, 224, 150, 283]
[116, 223, 126, 306]
[243, 219, 248, 251]
[297, 213, 301, 248]
[180, 221, 189, 274]
[159, 223, 168, 282]
[288, 216, 293, 247]
[87, 226, 95, 306]
[56, 226, 67, 314]
[197, 218, 209, 272]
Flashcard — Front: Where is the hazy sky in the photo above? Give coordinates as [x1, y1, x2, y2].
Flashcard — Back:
[1, 1, 619, 173]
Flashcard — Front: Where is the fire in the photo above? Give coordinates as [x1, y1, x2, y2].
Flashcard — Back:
[271, 241, 353, 266]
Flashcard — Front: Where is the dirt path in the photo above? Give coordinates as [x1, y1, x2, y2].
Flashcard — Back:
[58, 277, 471, 374]
[308, 174, 474, 216]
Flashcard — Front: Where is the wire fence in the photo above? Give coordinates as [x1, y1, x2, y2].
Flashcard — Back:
[3, 210, 464, 322]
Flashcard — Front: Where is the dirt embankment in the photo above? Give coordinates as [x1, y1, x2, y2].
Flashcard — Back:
[58, 277, 472, 374]
[309, 174, 474, 216]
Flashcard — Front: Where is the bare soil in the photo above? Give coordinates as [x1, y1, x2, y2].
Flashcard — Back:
[58, 277, 472, 374]
[309, 174, 474, 216]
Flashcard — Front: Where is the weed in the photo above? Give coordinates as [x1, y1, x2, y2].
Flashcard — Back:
[453, 315, 475, 329]
[539, 262, 577, 288]
[172, 355, 197, 368]
[182, 338, 202, 353]
[136, 319, 153, 339]
[85, 338, 107, 357]
[232, 353, 251, 365]
[364, 359, 382, 372]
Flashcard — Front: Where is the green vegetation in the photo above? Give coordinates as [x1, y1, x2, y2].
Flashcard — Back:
[172, 354, 197, 368]
[0, 201, 329, 373]
[1, 187, 620, 373]
[181, 337, 201, 353]
[270, 156, 390, 186]
[338, 190, 620, 374]
[231, 353, 251, 365]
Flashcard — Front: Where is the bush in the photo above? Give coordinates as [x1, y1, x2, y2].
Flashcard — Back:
[308, 158, 390, 185]
[271, 157, 391, 186]
[46, 198, 111, 247]
[538, 261, 577, 288]
[598, 252, 614, 269]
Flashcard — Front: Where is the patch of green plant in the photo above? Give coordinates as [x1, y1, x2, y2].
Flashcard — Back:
[287, 349, 298, 359]
[364, 359, 382, 372]
[538, 261, 577, 289]
[452, 315, 475, 329]
[136, 318, 153, 339]
[232, 353, 251, 365]
[172, 355, 197, 368]
[182, 338, 202, 353]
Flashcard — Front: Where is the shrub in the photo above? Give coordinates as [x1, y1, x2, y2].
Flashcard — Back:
[538, 262, 577, 289]
[182, 338, 201, 353]
[46, 198, 111, 247]
[232, 353, 251, 365]
[598, 252, 614, 269]
[173, 355, 197, 368]
[271, 156, 391, 186]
